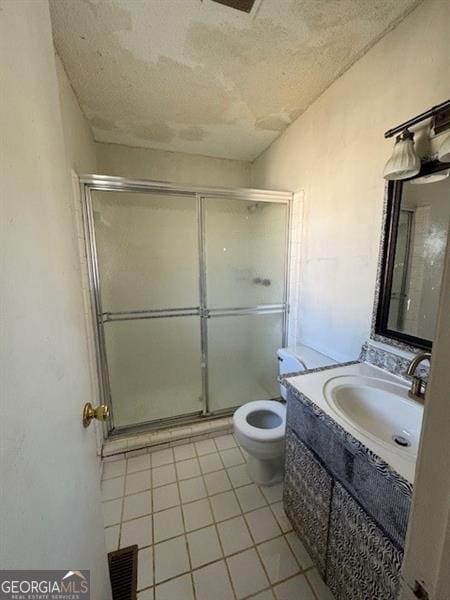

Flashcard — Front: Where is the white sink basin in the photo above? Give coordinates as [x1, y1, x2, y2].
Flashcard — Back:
[323, 375, 424, 457]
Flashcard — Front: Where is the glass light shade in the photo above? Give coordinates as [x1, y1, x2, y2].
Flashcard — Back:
[438, 134, 450, 163]
[383, 130, 421, 180]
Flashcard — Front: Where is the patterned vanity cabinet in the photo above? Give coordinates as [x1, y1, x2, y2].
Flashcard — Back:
[283, 373, 413, 600]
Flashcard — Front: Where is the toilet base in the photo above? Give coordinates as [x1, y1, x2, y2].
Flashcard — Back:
[246, 454, 284, 486]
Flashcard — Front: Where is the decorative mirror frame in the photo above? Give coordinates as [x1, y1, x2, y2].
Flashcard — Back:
[372, 159, 450, 352]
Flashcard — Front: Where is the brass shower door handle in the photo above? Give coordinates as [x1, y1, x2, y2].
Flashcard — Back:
[82, 402, 110, 427]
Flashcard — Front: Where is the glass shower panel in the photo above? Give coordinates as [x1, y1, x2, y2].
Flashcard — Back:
[104, 316, 202, 428]
[92, 190, 198, 312]
[388, 210, 412, 331]
[204, 197, 287, 308]
[207, 312, 283, 412]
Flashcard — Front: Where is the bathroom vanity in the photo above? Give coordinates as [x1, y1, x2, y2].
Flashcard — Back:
[283, 360, 422, 600]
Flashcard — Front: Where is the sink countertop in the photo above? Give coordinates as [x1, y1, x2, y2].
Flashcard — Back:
[285, 361, 422, 483]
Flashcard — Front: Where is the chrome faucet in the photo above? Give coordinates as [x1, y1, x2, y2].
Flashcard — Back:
[406, 351, 431, 401]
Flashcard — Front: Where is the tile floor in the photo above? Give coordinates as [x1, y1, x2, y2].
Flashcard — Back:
[101, 433, 334, 600]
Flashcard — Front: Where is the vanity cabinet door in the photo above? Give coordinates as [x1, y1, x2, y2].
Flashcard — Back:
[327, 481, 403, 600]
[284, 428, 333, 577]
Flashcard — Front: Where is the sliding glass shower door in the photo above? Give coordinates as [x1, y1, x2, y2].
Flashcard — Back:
[83, 180, 290, 433]
[91, 190, 203, 428]
[203, 197, 287, 413]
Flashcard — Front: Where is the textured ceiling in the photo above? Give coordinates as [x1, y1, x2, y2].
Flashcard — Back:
[50, 0, 420, 161]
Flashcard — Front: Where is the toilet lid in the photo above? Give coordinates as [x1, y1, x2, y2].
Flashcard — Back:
[234, 400, 286, 442]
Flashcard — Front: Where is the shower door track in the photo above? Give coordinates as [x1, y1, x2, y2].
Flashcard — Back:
[80, 175, 292, 438]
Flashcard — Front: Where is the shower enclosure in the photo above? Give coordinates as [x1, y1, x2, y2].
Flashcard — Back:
[388, 209, 414, 331]
[81, 175, 291, 436]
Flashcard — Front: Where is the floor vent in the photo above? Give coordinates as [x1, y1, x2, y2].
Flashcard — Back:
[108, 545, 138, 600]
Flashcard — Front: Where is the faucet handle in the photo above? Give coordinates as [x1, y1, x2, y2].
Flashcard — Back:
[408, 376, 425, 401]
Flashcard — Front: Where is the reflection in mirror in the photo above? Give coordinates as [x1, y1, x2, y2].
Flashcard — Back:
[387, 167, 449, 343]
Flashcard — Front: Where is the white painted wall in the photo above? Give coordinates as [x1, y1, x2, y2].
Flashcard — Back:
[55, 53, 97, 173]
[96, 142, 252, 188]
[0, 1, 110, 596]
[251, 0, 450, 362]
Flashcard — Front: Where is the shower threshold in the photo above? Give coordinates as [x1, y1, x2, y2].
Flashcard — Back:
[102, 412, 235, 458]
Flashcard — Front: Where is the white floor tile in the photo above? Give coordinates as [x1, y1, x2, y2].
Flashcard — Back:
[121, 515, 152, 549]
[137, 589, 153, 600]
[204, 470, 231, 496]
[101, 433, 328, 600]
[153, 506, 184, 543]
[151, 448, 174, 467]
[210, 490, 241, 522]
[214, 434, 236, 451]
[306, 569, 335, 600]
[258, 537, 299, 584]
[193, 560, 234, 600]
[270, 502, 292, 533]
[187, 525, 222, 568]
[220, 447, 245, 468]
[227, 464, 252, 488]
[285, 532, 313, 570]
[126, 470, 151, 495]
[240, 447, 250, 462]
[217, 516, 253, 556]
[274, 574, 315, 600]
[154, 536, 190, 583]
[235, 484, 267, 513]
[155, 574, 194, 600]
[199, 453, 223, 474]
[152, 464, 176, 488]
[245, 507, 282, 543]
[153, 483, 180, 512]
[250, 591, 275, 600]
[123, 491, 152, 521]
[104, 525, 119, 552]
[179, 476, 207, 503]
[101, 476, 124, 501]
[227, 548, 269, 599]
[127, 454, 151, 474]
[176, 458, 201, 480]
[182, 498, 213, 532]
[174, 443, 196, 461]
[260, 483, 283, 504]
[102, 460, 126, 480]
[195, 439, 217, 456]
[102, 498, 122, 527]
[137, 546, 153, 591]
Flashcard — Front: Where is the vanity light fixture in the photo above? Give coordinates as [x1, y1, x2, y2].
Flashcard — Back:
[383, 129, 420, 180]
[383, 99, 450, 180]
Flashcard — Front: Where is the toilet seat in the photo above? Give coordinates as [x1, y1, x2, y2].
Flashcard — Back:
[234, 400, 285, 443]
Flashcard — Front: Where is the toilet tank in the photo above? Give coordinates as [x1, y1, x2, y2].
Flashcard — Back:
[277, 344, 336, 400]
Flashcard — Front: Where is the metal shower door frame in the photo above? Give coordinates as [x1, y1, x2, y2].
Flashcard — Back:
[80, 174, 292, 436]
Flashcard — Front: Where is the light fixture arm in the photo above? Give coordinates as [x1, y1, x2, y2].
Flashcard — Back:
[384, 99, 450, 139]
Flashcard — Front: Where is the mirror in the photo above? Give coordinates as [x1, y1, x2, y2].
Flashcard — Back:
[375, 160, 450, 349]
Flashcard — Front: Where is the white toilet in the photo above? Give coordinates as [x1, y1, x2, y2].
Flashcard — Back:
[233, 344, 335, 486]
